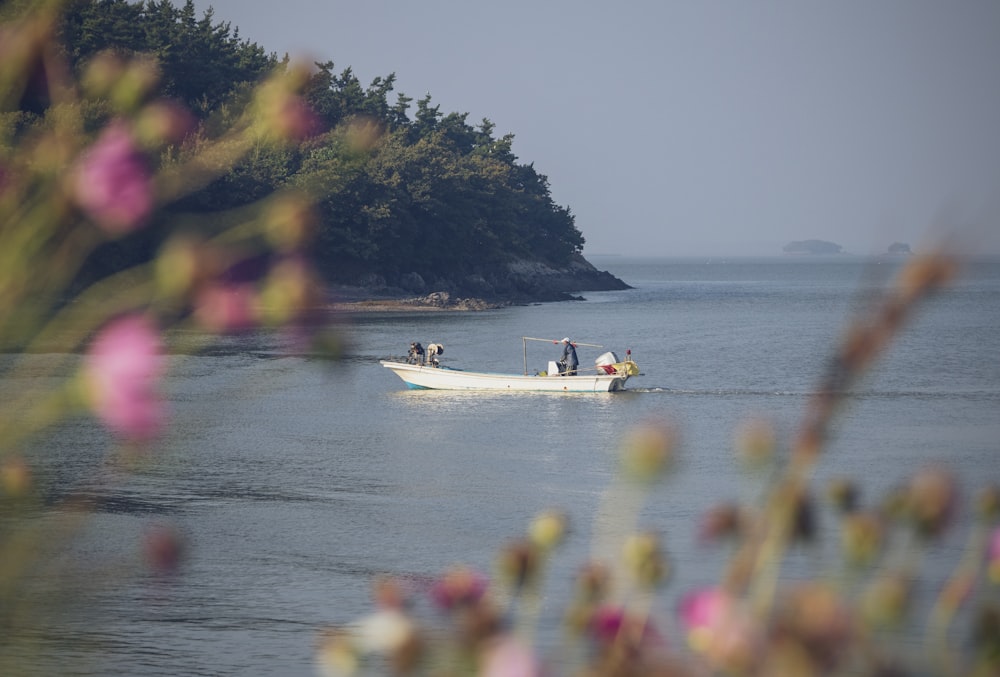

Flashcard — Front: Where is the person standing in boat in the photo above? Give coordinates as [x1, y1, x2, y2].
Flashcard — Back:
[559, 337, 578, 375]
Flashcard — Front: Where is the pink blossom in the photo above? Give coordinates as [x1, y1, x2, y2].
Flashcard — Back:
[479, 636, 540, 677]
[194, 283, 259, 334]
[679, 587, 730, 631]
[276, 95, 322, 141]
[429, 566, 488, 611]
[679, 588, 761, 672]
[84, 314, 166, 440]
[73, 122, 153, 234]
[588, 605, 662, 648]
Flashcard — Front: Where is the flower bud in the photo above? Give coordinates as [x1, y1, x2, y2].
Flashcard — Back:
[528, 509, 568, 550]
[976, 486, 1000, 521]
[315, 629, 358, 677]
[619, 421, 677, 483]
[263, 194, 315, 251]
[698, 503, 745, 542]
[497, 539, 540, 591]
[623, 531, 669, 588]
[734, 417, 775, 466]
[134, 99, 195, 147]
[777, 583, 853, 669]
[573, 562, 610, 603]
[428, 566, 487, 611]
[1, 456, 32, 497]
[259, 257, 320, 327]
[840, 511, 884, 566]
[253, 78, 320, 142]
[826, 477, 859, 513]
[372, 576, 409, 610]
[112, 56, 160, 111]
[906, 466, 956, 538]
[938, 571, 975, 615]
[772, 482, 816, 543]
[880, 485, 909, 523]
[81, 51, 125, 99]
[861, 572, 911, 628]
[155, 234, 203, 300]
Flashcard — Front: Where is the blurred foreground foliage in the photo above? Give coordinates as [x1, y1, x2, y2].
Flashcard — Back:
[1, 1, 343, 670]
[2, 2, 999, 677]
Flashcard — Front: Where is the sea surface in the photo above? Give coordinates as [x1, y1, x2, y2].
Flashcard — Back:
[4, 256, 999, 676]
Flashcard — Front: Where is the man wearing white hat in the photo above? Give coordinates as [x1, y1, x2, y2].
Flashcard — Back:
[558, 337, 578, 376]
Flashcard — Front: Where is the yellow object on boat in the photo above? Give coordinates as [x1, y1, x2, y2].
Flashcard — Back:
[615, 361, 640, 376]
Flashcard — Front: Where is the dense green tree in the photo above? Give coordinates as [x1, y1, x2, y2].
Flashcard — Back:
[12, 0, 589, 297]
[58, 0, 276, 115]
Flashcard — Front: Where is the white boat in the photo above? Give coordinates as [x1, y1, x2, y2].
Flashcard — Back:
[380, 337, 640, 392]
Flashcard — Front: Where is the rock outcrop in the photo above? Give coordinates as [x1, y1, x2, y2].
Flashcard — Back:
[331, 253, 631, 306]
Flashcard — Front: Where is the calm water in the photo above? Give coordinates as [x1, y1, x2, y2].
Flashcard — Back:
[5, 256, 1000, 675]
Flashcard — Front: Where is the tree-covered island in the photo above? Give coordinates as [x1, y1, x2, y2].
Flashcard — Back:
[2, 0, 629, 304]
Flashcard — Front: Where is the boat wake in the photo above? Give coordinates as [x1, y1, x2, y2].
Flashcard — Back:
[629, 386, 1000, 400]
[631, 386, 815, 397]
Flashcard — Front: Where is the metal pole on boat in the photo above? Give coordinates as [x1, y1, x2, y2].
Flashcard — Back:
[523, 336, 528, 375]
[521, 336, 604, 348]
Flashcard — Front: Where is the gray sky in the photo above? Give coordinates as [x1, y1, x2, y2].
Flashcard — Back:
[191, 0, 1000, 257]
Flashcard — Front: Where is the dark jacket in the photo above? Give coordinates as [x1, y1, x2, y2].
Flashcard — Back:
[561, 342, 578, 371]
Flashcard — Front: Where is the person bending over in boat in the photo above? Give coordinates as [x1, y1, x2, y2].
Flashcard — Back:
[408, 342, 425, 364]
[426, 343, 443, 367]
[558, 337, 578, 375]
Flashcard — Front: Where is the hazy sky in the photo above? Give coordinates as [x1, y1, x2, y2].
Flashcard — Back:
[191, 1, 1000, 257]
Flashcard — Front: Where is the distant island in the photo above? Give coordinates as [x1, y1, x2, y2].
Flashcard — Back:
[781, 240, 915, 257]
[783, 240, 843, 255]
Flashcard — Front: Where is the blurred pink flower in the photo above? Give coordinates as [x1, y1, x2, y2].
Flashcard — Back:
[679, 587, 729, 631]
[194, 283, 259, 334]
[84, 314, 166, 440]
[73, 121, 153, 234]
[679, 587, 761, 672]
[479, 636, 540, 677]
[588, 605, 662, 648]
[429, 566, 488, 611]
[988, 526, 1000, 583]
[276, 94, 322, 141]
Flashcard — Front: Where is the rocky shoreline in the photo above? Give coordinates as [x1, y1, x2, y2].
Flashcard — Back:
[329, 290, 513, 312]
[326, 254, 629, 312]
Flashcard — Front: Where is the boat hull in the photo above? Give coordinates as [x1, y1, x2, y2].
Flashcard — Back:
[380, 361, 630, 392]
